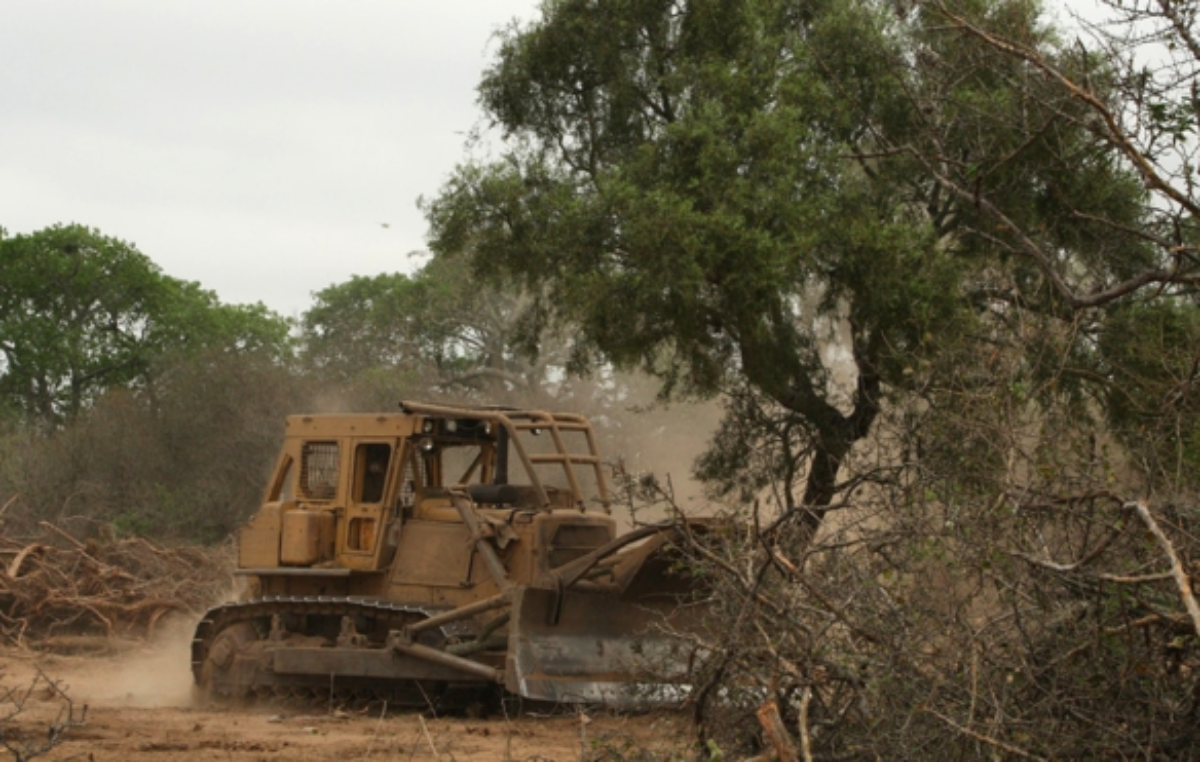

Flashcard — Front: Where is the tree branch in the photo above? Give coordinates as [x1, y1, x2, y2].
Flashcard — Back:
[1131, 500, 1200, 639]
[929, 0, 1200, 219]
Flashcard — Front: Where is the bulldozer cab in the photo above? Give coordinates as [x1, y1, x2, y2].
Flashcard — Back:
[238, 401, 613, 574]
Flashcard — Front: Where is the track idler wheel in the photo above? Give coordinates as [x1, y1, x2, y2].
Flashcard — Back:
[197, 622, 261, 702]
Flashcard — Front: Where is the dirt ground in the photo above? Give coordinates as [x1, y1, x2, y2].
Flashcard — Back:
[0, 624, 692, 761]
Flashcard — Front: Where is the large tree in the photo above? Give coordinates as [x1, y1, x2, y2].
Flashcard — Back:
[0, 224, 291, 423]
[424, 0, 1153, 533]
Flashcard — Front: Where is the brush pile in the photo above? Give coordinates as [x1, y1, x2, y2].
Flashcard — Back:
[0, 521, 231, 648]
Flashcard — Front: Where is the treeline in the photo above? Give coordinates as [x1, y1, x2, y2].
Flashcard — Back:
[0, 224, 638, 542]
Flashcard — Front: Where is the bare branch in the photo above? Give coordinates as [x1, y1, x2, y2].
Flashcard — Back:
[923, 707, 1047, 761]
[1131, 500, 1200, 638]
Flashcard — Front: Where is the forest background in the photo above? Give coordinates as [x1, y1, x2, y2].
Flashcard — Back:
[3, 0, 1199, 757]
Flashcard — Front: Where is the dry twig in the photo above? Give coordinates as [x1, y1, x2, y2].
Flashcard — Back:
[0, 666, 88, 762]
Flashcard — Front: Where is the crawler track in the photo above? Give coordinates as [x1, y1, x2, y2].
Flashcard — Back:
[192, 596, 488, 707]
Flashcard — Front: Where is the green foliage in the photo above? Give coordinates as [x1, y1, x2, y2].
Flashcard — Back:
[1099, 298, 1200, 486]
[0, 224, 292, 424]
[0, 224, 163, 422]
[910, 0, 1155, 293]
[0, 223, 297, 542]
[424, 0, 983, 522]
[302, 270, 437, 382]
[428, 0, 957, 401]
[301, 255, 561, 403]
[423, 0, 1158, 520]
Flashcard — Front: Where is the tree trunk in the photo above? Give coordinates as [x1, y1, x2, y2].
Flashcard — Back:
[792, 339, 881, 544]
[797, 440, 847, 540]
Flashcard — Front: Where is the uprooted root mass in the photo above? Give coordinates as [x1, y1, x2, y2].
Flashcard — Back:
[0, 522, 230, 647]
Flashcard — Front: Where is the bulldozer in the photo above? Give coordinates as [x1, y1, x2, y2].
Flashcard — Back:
[192, 401, 707, 706]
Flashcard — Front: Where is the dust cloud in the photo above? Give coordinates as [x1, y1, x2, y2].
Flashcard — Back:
[582, 375, 724, 531]
[51, 616, 200, 709]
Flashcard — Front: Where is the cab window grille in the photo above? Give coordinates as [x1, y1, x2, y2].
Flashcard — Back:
[300, 441, 340, 499]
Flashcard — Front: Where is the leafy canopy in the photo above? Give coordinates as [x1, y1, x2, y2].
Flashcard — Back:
[301, 255, 557, 398]
[424, 0, 1165, 516]
[0, 224, 291, 423]
[428, 0, 957, 425]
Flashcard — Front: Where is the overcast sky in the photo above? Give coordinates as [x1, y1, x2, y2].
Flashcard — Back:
[1, 1, 540, 319]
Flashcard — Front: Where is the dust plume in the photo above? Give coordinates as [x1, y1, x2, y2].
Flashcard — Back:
[584, 373, 723, 530]
[50, 616, 201, 709]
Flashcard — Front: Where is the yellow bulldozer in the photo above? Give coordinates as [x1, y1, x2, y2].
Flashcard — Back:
[192, 401, 707, 706]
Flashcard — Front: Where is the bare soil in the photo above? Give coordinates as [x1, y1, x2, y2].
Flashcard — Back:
[0, 626, 691, 761]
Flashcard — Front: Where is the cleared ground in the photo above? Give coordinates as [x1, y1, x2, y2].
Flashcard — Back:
[0, 630, 690, 761]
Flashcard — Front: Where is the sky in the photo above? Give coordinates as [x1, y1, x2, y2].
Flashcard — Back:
[0, 1, 540, 319]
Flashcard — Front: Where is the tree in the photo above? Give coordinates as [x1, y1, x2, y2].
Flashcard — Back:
[301, 255, 562, 403]
[424, 0, 1151, 535]
[428, 0, 931, 530]
[0, 224, 291, 424]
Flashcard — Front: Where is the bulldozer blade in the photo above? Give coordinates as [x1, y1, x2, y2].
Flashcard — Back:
[506, 584, 702, 705]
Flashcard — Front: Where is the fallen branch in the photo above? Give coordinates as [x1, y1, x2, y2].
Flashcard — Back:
[797, 687, 814, 762]
[5, 545, 44, 579]
[418, 715, 439, 758]
[0, 523, 231, 646]
[0, 666, 88, 762]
